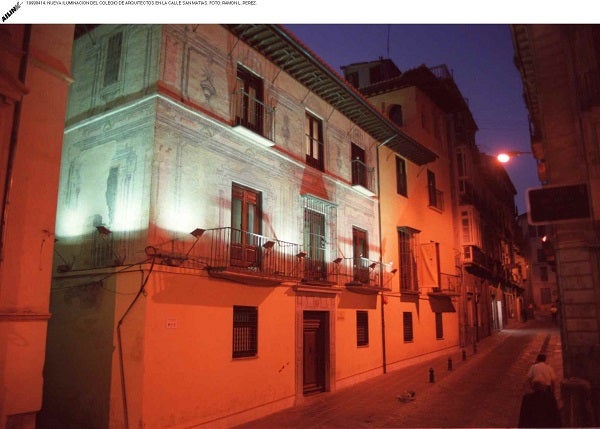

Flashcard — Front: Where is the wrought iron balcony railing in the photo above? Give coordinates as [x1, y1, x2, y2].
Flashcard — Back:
[351, 159, 376, 196]
[232, 89, 275, 146]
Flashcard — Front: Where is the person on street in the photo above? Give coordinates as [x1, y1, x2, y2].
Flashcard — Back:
[550, 303, 558, 322]
[518, 379, 562, 428]
[527, 353, 557, 393]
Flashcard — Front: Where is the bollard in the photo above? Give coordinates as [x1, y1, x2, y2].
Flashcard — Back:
[462, 349, 467, 361]
[429, 367, 435, 383]
[448, 357, 453, 371]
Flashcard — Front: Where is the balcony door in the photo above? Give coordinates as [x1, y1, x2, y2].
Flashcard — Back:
[231, 184, 261, 268]
[236, 66, 263, 135]
[351, 143, 367, 188]
[353, 227, 369, 283]
[303, 209, 326, 281]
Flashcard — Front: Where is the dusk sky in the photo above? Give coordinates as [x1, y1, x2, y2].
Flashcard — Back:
[286, 24, 540, 214]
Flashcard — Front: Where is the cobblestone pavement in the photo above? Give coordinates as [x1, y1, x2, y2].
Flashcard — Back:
[236, 316, 562, 428]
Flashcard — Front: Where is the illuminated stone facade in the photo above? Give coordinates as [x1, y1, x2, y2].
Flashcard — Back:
[42, 24, 444, 428]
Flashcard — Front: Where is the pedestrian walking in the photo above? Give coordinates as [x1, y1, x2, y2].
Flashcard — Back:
[526, 354, 557, 393]
[550, 303, 558, 322]
[518, 379, 562, 428]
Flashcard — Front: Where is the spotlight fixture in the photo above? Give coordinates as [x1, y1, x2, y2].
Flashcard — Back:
[296, 251, 307, 259]
[369, 262, 378, 269]
[96, 225, 112, 235]
[391, 268, 398, 274]
[263, 240, 276, 249]
[333, 257, 343, 264]
[190, 228, 206, 238]
[57, 264, 72, 273]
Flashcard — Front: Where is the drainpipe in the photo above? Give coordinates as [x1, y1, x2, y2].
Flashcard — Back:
[1, 24, 31, 262]
[377, 135, 396, 375]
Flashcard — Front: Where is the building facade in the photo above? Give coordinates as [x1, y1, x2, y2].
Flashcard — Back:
[41, 24, 444, 429]
[342, 60, 524, 351]
[0, 24, 74, 429]
[512, 24, 600, 424]
[342, 60, 461, 372]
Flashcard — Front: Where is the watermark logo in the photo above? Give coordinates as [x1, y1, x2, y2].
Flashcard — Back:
[2, 1, 21, 22]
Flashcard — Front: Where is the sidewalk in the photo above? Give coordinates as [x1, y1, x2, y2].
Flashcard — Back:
[236, 317, 562, 428]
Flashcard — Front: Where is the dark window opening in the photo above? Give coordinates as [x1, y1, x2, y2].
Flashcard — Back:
[305, 112, 324, 171]
[356, 311, 369, 346]
[403, 312, 414, 342]
[233, 306, 258, 358]
[103, 32, 123, 87]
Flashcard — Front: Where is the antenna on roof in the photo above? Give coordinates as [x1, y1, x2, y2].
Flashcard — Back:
[386, 24, 391, 58]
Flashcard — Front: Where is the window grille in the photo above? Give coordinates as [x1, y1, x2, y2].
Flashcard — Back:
[435, 312, 443, 339]
[398, 227, 420, 292]
[103, 32, 122, 87]
[233, 306, 258, 358]
[356, 311, 369, 346]
[403, 312, 413, 342]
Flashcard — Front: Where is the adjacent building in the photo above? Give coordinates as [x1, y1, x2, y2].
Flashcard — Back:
[512, 24, 600, 425]
[0, 24, 74, 429]
[342, 59, 524, 352]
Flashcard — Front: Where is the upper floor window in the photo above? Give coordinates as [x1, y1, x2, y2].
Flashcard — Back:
[305, 112, 324, 171]
[232, 306, 258, 358]
[435, 312, 444, 339]
[389, 104, 403, 127]
[427, 170, 443, 211]
[396, 156, 407, 197]
[235, 65, 264, 135]
[351, 143, 367, 188]
[231, 183, 261, 268]
[398, 227, 419, 292]
[103, 32, 123, 87]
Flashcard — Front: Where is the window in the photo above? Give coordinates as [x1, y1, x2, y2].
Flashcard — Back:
[351, 143, 367, 188]
[231, 184, 261, 268]
[236, 65, 264, 135]
[352, 227, 369, 283]
[303, 208, 326, 281]
[403, 312, 414, 342]
[346, 71, 359, 88]
[396, 157, 407, 197]
[233, 306, 258, 358]
[369, 64, 382, 84]
[103, 32, 123, 87]
[427, 170, 438, 208]
[461, 212, 472, 243]
[398, 227, 419, 291]
[435, 313, 443, 339]
[389, 104, 403, 126]
[305, 112, 324, 170]
[540, 287, 552, 304]
[537, 249, 547, 263]
[356, 311, 369, 346]
[540, 265, 549, 282]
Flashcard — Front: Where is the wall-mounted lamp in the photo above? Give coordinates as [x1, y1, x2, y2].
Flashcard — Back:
[333, 257, 343, 264]
[96, 225, 112, 235]
[263, 240, 276, 249]
[369, 262, 378, 270]
[391, 268, 398, 274]
[296, 251, 307, 259]
[496, 151, 532, 163]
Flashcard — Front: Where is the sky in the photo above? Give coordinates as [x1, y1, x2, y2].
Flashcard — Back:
[285, 24, 540, 215]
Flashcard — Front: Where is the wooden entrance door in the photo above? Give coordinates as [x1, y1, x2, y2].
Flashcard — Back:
[303, 311, 328, 395]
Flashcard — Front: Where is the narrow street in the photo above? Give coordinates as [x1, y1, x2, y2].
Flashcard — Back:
[236, 318, 562, 428]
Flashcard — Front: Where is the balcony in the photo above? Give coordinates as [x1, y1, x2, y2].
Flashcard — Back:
[231, 90, 275, 147]
[463, 245, 496, 278]
[151, 227, 393, 290]
[351, 159, 376, 197]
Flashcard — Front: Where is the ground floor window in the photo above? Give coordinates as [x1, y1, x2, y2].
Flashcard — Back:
[403, 311, 413, 342]
[435, 312, 443, 339]
[356, 311, 369, 346]
[233, 306, 258, 358]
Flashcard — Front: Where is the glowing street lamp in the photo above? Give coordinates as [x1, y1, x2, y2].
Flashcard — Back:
[496, 150, 532, 163]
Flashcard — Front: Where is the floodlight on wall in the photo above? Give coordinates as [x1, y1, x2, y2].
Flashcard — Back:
[369, 262, 378, 270]
[333, 257, 343, 264]
[391, 268, 398, 274]
[263, 240, 276, 249]
[190, 228, 205, 238]
[96, 225, 112, 236]
[296, 251, 307, 259]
